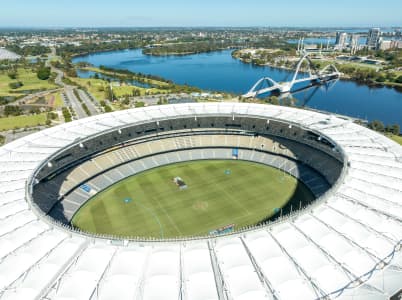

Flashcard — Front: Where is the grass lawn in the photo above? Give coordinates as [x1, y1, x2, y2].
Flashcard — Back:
[112, 84, 144, 98]
[387, 134, 402, 146]
[341, 61, 380, 70]
[113, 85, 169, 98]
[29, 92, 64, 108]
[45, 92, 63, 108]
[69, 76, 170, 103]
[0, 68, 57, 97]
[83, 66, 171, 87]
[52, 92, 64, 108]
[0, 113, 47, 131]
[72, 160, 314, 238]
[68, 77, 107, 100]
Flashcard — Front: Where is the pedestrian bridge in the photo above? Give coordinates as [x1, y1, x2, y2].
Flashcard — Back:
[243, 54, 341, 98]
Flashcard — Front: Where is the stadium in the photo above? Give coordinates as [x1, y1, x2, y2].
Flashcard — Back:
[0, 102, 401, 300]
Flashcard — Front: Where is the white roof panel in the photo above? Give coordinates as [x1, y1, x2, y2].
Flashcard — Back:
[0, 103, 400, 299]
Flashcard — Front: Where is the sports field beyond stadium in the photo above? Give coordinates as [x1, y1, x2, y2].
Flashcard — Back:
[72, 160, 314, 238]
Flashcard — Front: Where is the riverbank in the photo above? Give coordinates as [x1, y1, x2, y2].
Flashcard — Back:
[69, 47, 141, 59]
[71, 48, 402, 129]
[231, 49, 402, 91]
[142, 41, 235, 57]
[142, 47, 234, 57]
[69, 65, 218, 106]
[79, 66, 172, 87]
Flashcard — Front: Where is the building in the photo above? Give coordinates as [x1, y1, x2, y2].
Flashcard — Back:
[335, 32, 348, 50]
[366, 27, 381, 50]
[349, 34, 360, 48]
[379, 40, 391, 50]
[394, 29, 402, 41]
[0, 48, 21, 61]
[349, 34, 360, 54]
[379, 39, 402, 50]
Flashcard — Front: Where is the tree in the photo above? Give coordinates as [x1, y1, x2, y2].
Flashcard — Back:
[132, 89, 141, 97]
[369, 120, 385, 132]
[7, 71, 17, 79]
[47, 112, 58, 120]
[376, 75, 386, 83]
[267, 96, 279, 105]
[104, 86, 114, 101]
[391, 124, 400, 135]
[122, 95, 130, 105]
[4, 105, 22, 116]
[8, 81, 23, 89]
[395, 75, 402, 84]
[386, 72, 396, 81]
[30, 108, 41, 115]
[37, 66, 51, 80]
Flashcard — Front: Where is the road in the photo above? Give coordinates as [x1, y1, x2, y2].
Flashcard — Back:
[52, 65, 96, 119]
[1, 54, 99, 121]
[52, 67, 65, 87]
[0, 63, 64, 110]
[77, 89, 100, 115]
[64, 87, 88, 119]
[52, 66, 100, 119]
[3, 88, 63, 108]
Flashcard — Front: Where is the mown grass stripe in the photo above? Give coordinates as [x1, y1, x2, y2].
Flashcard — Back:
[72, 160, 314, 238]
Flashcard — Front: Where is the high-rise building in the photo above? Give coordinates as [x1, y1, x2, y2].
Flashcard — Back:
[395, 29, 402, 40]
[379, 40, 392, 50]
[349, 34, 360, 53]
[335, 32, 348, 50]
[380, 39, 402, 50]
[350, 34, 360, 48]
[366, 28, 381, 50]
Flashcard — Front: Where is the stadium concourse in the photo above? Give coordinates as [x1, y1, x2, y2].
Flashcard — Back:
[0, 103, 401, 300]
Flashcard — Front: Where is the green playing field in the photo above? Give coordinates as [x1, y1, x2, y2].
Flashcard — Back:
[72, 160, 314, 238]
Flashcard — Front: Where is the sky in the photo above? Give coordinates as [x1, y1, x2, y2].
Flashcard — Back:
[0, 0, 401, 28]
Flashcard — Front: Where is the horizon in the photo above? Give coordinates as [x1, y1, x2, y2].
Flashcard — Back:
[0, 25, 401, 29]
[1, 0, 401, 28]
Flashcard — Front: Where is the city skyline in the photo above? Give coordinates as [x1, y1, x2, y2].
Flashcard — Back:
[0, 0, 401, 28]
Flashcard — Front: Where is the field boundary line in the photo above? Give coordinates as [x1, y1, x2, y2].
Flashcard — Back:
[135, 198, 165, 238]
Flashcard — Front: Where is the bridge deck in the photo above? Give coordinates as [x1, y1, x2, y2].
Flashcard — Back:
[244, 71, 340, 98]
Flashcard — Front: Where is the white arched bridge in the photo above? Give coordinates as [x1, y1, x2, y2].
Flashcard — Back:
[243, 54, 341, 98]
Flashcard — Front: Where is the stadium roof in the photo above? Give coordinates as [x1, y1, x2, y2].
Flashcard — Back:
[0, 103, 401, 300]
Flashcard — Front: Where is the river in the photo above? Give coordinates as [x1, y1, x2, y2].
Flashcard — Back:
[72, 49, 402, 127]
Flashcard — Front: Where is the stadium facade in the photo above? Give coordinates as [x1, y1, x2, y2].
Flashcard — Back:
[0, 103, 401, 300]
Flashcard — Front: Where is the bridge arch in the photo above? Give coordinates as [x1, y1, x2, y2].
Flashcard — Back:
[243, 77, 280, 98]
[250, 77, 279, 91]
[243, 53, 340, 98]
[290, 53, 320, 87]
[320, 64, 340, 75]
